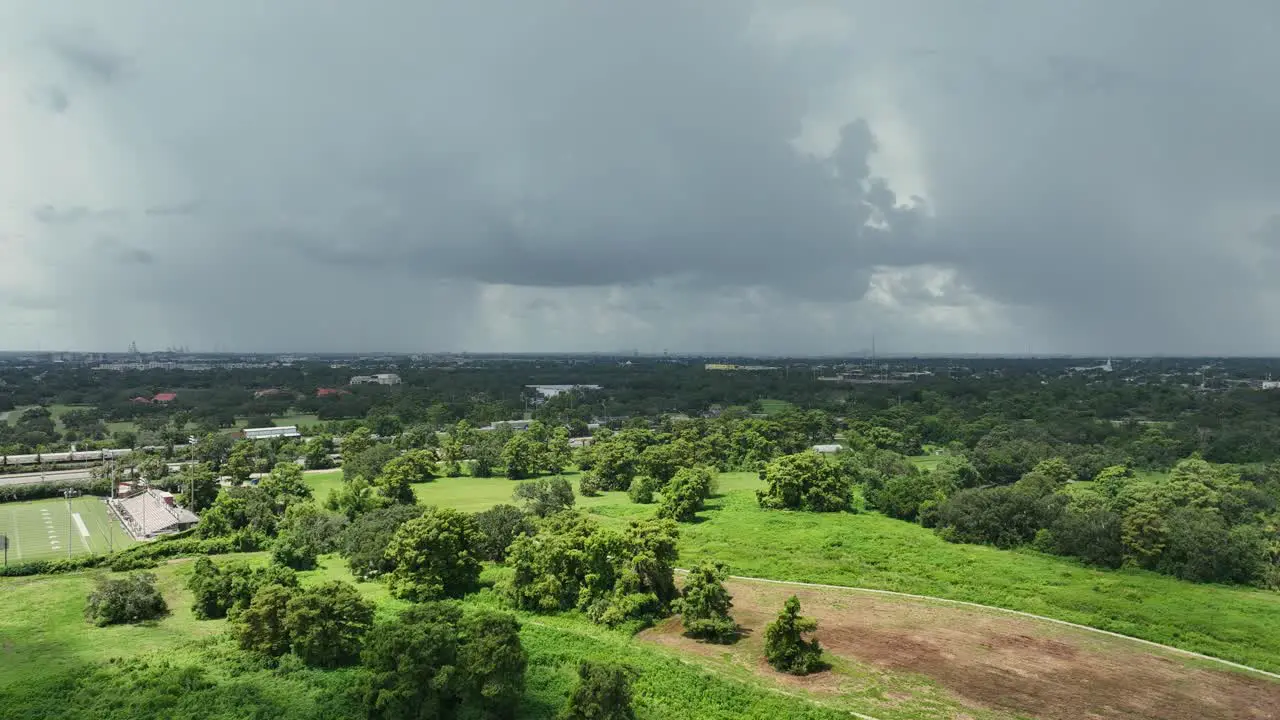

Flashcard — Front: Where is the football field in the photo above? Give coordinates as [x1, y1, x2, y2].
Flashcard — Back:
[0, 496, 136, 565]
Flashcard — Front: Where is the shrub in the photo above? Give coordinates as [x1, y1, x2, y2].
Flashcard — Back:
[578, 471, 603, 497]
[627, 476, 654, 504]
[763, 596, 822, 675]
[85, 572, 168, 626]
[561, 661, 636, 720]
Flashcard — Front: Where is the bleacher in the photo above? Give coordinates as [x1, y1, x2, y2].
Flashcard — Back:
[109, 489, 200, 539]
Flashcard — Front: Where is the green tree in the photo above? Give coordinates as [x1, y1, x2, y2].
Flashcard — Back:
[234, 583, 297, 657]
[326, 475, 385, 519]
[174, 463, 219, 512]
[258, 461, 313, 511]
[757, 451, 851, 512]
[344, 427, 375, 457]
[285, 581, 375, 668]
[457, 609, 527, 718]
[545, 427, 573, 474]
[385, 507, 485, 601]
[302, 435, 335, 470]
[196, 486, 279, 539]
[339, 504, 424, 580]
[763, 596, 823, 675]
[362, 603, 527, 720]
[593, 440, 638, 491]
[472, 504, 535, 562]
[343, 444, 400, 484]
[513, 476, 575, 517]
[362, 603, 465, 720]
[638, 443, 681, 487]
[224, 442, 257, 485]
[657, 467, 712, 522]
[376, 449, 434, 504]
[676, 562, 736, 643]
[1014, 457, 1076, 497]
[561, 661, 636, 720]
[502, 432, 543, 480]
[272, 502, 346, 570]
[85, 572, 168, 627]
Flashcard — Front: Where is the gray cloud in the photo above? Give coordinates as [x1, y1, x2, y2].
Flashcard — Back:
[46, 28, 128, 84]
[26, 85, 69, 113]
[4, 1, 1280, 354]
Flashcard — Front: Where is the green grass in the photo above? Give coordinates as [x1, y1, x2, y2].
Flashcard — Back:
[756, 398, 794, 415]
[0, 557, 881, 720]
[0, 496, 135, 563]
[308, 468, 1280, 673]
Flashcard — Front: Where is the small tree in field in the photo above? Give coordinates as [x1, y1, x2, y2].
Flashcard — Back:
[561, 661, 636, 720]
[627, 476, 654, 504]
[85, 572, 168, 626]
[675, 562, 736, 643]
[513, 476, 575, 517]
[764, 595, 823, 675]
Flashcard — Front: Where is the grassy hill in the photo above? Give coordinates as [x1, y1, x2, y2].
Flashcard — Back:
[306, 469, 1280, 673]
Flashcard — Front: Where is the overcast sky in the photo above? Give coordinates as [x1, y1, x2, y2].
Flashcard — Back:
[3, 1, 1278, 355]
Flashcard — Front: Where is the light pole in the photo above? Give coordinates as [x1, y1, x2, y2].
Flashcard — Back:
[62, 487, 80, 558]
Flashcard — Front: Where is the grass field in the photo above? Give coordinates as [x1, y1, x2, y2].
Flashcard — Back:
[0, 496, 135, 564]
[756, 398, 794, 415]
[0, 557, 860, 720]
[305, 467, 1280, 673]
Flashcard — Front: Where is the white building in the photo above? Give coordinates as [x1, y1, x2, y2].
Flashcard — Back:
[351, 373, 402, 386]
[525, 384, 603, 399]
[243, 426, 302, 440]
[811, 444, 844, 454]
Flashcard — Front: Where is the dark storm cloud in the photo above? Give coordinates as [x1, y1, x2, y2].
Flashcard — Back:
[7, 0, 1280, 353]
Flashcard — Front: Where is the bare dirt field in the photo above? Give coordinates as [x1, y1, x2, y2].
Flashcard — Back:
[640, 578, 1280, 720]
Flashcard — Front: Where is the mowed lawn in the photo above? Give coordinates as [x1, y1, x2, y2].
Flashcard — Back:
[0, 496, 135, 564]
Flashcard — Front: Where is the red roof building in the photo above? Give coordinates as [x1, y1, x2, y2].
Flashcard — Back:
[153, 392, 178, 403]
[316, 388, 345, 397]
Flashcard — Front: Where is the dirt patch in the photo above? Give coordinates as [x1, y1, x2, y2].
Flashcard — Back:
[641, 579, 1280, 720]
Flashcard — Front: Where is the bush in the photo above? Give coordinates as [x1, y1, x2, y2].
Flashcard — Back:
[561, 661, 636, 720]
[627, 476, 655, 504]
[85, 572, 168, 626]
[189, 558, 298, 620]
[472, 504, 535, 562]
[763, 596, 822, 675]
[578, 471, 603, 497]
